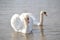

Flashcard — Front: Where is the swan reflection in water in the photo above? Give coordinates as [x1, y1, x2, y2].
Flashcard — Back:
[12, 26, 47, 40]
[12, 32, 33, 40]
[39, 25, 47, 40]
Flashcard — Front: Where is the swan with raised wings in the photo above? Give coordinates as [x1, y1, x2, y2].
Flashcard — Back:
[11, 11, 47, 33]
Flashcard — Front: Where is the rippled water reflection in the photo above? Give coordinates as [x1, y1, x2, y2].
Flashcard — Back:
[11, 26, 47, 40]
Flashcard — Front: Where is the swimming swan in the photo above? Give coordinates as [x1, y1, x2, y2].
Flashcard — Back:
[11, 13, 37, 33]
[11, 11, 47, 33]
[39, 11, 47, 26]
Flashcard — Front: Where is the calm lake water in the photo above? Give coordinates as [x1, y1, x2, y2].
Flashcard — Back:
[0, 0, 60, 40]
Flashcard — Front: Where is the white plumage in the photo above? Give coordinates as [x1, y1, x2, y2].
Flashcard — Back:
[11, 13, 38, 33]
[11, 11, 47, 33]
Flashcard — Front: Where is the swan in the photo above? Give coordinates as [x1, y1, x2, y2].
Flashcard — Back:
[11, 13, 36, 33]
[11, 11, 47, 33]
[39, 11, 47, 26]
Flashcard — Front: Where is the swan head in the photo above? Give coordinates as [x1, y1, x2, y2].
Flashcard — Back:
[40, 11, 47, 16]
[24, 14, 29, 23]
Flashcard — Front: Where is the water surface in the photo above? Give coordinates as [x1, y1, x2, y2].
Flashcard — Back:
[0, 0, 60, 40]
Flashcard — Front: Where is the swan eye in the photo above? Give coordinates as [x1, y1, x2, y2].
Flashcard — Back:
[27, 17, 29, 20]
[44, 12, 46, 14]
[44, 12, 47, 16]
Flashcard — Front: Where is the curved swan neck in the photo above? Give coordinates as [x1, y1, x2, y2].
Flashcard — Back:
[40, 12, 44, 26]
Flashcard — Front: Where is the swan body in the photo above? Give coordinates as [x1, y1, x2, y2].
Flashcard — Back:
[19, 13, 33, 33]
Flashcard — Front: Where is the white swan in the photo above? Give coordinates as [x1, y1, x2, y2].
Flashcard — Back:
[11, 11, 47, 33]
[11, 13, 37, 33]
[39, 11, 47, 26]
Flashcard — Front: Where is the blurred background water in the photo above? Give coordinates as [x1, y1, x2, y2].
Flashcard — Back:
[0, 0, 60, 40]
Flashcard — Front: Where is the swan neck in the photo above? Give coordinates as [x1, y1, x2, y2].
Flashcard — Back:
[40, 13, 43, 25]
